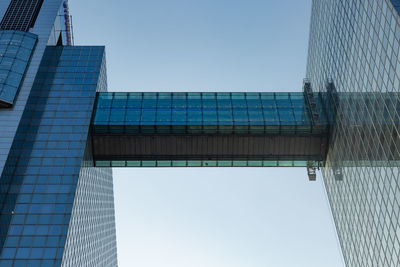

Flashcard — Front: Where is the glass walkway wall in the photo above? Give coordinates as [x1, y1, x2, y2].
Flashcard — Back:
[91, 91, 330, 169]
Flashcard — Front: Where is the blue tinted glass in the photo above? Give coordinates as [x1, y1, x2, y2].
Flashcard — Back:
[141, 109, 156, 122]
[1, 248, 16, 259]
[188, 110, 202, 122]
[156, 109, 171, 122]
[248, 109, 263, 122]
[0, 31, 38, 106]
[203, 110, 217, 122]
[172, 110, 186, 122]
[92, 92, 327, 135]
[218, 109, 233, 121]
[188, 98, 201, 108]
[233, 109, 248, 122]
[126, 110, 141, 122]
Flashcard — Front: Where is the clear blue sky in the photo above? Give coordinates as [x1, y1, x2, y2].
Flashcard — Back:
[69, 1, 344, 266]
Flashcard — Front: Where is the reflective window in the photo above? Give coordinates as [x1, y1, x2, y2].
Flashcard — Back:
[93, 92, 329, 134]
[0, 30, 37, 107]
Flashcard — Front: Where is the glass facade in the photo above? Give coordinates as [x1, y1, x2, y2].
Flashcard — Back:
[0, 0, 65, 182]
[0, 46, 117, 266]
[92, 92, 330, 168]
[0, 30, 37, 106]
[93, 92, 329, 135]
[0, 0, 44, 32]
[307, 0, 400, 266]
[60, 48, 117, 267]
[391, 0, 400, 14]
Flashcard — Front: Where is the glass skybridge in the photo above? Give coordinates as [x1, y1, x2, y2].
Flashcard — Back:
[91, 91, 331, 172]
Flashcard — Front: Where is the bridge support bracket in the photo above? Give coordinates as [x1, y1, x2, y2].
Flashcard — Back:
[307, 165, 317, 181]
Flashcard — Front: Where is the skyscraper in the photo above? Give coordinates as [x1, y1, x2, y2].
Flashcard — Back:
[0, 0, 117, 266]
[307, 0, 400, 266]
[1, 0, 400, 266]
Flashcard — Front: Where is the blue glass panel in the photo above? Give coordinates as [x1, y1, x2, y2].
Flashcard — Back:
[0, 46, 114, 264]
[172, 109, 186, 123]
[391, 0, 400, 14]
[203, 110, 217, 122]
[141, 109, 156, 123]
[187, 109, 202, 123]
[218, 109, 233, 122]
[156, 109, 171, 123]
[125, 110, 141, 122]
[0, 31, 38, 107]
[92, 92, 329, 135]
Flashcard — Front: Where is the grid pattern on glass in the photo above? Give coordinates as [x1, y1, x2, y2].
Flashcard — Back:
[61, 143, 117, 267]
[307, 0, 400, 266]
[0, 46, 117, 266]
[0, 0, 44, 32]
[61, 49, 117, 267]
[95, 160, 320, 168]
[93, 92, 329, 135]
[0, 30, 37, 106]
